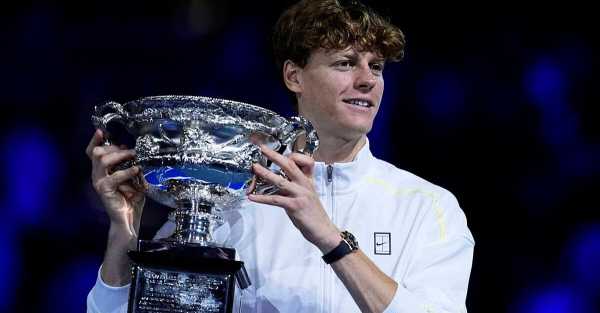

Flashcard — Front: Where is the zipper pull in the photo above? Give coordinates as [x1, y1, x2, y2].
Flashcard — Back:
[327, 165, 333, 183]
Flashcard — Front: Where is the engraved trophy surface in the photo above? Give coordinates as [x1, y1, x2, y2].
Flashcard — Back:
[92, 95, 318, 313]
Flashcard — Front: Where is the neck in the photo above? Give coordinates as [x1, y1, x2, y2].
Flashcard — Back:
[313, 135, 366, 164]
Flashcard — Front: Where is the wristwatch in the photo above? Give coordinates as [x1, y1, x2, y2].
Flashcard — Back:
[322, 231, 359, 264]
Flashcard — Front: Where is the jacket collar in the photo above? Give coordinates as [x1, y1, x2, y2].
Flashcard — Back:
[313, 137, 374, 194]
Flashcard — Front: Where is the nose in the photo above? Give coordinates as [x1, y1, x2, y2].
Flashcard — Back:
[353, 66, 376, 92]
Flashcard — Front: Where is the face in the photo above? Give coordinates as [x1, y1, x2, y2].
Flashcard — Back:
[288, 47, 385, 141]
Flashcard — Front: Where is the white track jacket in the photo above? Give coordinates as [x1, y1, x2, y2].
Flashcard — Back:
[87, 140, 475, 313]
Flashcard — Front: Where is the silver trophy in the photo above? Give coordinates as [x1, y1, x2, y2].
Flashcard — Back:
[92, 95, 318, 313]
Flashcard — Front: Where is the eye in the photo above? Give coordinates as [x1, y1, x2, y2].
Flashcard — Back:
[334, 60, 354, 70]
[370, 62, 385, 75]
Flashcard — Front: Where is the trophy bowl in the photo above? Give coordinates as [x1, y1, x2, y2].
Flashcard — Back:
[92, 95, 319, 246]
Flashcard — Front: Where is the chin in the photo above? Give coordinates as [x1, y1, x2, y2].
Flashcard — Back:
[349, 118, 374, 133]
[338, 123, 372, 138]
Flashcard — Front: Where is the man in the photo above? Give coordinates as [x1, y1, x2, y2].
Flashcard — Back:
[87, 1, 474, 312]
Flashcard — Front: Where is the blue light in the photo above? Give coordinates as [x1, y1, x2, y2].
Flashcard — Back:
[42, 257, 99, 313]
[1, 127, 63, 226]
[523, 58, 568, 115]
[515, 285, 591, 313]
[522, 56, 594, 178]
[567, 224, 600, 293]
[417, 70, 466, 124]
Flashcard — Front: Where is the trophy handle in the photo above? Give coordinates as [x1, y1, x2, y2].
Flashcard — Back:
[254, 116, 319, 195]
[91, 101, 128, 146]
[91, 101, 139, 175]
[281, 116, 319, 156]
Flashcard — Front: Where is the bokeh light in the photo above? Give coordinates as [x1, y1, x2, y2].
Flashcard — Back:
[514, 284, 592, 313]
[567, 224, 600, 295]
[1, 127, 63, 227]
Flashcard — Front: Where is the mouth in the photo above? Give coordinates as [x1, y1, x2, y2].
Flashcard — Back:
[342, 98, 374, 108]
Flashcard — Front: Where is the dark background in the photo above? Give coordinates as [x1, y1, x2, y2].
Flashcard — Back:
[1, 1, 599, 312]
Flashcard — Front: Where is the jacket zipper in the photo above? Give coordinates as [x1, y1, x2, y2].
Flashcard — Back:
[326, 164, 335, 312]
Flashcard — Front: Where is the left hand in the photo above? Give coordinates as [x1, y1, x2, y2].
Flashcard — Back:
[248, 145, 341, 253]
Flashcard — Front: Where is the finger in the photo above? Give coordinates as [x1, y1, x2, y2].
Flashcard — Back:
[86, 129, 105, 157]
[252, 163, 301, 195]
[107, 166, 141, 186]
[259, 144, 305, 181]
[118, 184, 137, 194]
[289, 153, 315, 177]
[92, 150, 135, 182]
[130, 171, 149, 193]
[246, 176, 257, 195]
[118, 184, 140, 199]
[91, 148, 133, 182]
[247, 193, 292, 209]
[90, 145, 125, 161]
[98, 149, 136, 171]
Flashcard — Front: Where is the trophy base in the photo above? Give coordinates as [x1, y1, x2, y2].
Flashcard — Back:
[127, 242, 250, 313]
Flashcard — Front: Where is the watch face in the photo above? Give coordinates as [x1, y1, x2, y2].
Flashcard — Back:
[342, 231, 359, 249]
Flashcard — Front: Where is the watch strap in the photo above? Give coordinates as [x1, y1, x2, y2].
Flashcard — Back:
[322, 231, 358, 264]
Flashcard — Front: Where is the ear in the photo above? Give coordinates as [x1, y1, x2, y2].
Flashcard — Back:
[283, 60, 302, 93]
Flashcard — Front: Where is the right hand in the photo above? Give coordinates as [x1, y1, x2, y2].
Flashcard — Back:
[86, 129, 146, 239]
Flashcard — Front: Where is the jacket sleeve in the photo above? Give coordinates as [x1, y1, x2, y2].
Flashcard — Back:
[86, 266, 130, 313]
[383, 190, 475, 313]
[86, 220, 177, 313]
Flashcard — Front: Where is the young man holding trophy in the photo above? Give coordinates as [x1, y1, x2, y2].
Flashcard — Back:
[87, 1, 474, 312]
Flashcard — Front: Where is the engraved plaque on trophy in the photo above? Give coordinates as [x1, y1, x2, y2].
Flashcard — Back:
[92, 95, 319, 313]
